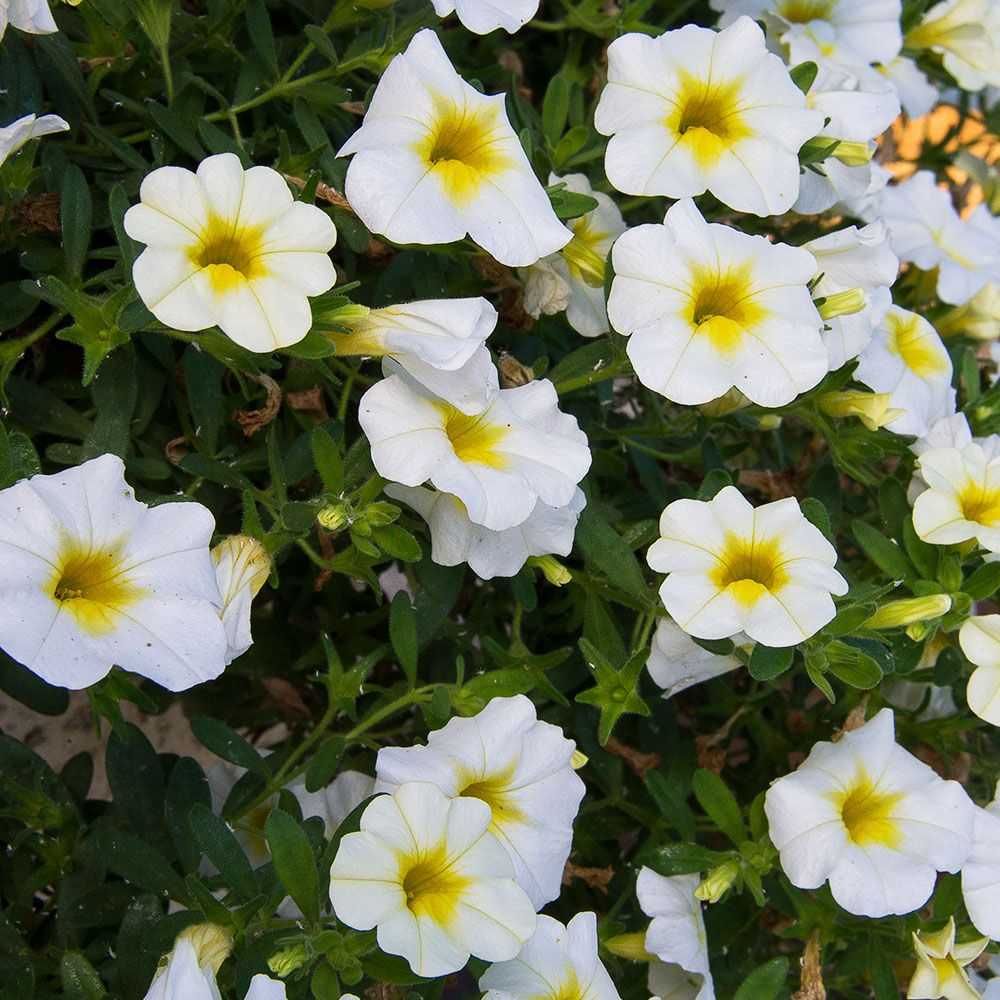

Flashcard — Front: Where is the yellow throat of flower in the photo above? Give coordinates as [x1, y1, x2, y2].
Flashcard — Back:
[686, 262, 765, 352]
[399, 846, 469, 925]
[666, 72, 751, 169]
[437, 403, 510, 469]
[455, 764, 526, 829]
[50, 541, 144, 636]
[711, 532, 788, 605]
[777, 0, 835, 23]
[415, 98, 513, 204]
[563, 216, 608, 288]
[191, 215, 267, 294]
[958, 480, 1000, 528]
[884, 313, 948, 379]
[830, 767, 903, 849]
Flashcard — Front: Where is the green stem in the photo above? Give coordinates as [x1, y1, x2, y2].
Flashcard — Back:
[555, 357, 631, 394]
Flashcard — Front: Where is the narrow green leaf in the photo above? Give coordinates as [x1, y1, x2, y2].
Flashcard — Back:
[692, 770, 745, 845]
[389, 591, 419, 686]
[265, 809, 320, 925]
[733, 957, 788, 1000]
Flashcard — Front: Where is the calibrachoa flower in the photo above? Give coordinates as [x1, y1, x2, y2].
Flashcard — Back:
[328, 780, 536, 976]
[594, 17, 822, 216]
[764, 709, 976, 917]
[328, 298, 498, 414]
[878, 56, 939, 119]
[374, 695, 585, 909]
[907, 917, 987, 1000]
[607, 199, 826, 407]
[386, 484, 585, 580]
[711, 0, 904, 67]
[0, 112, 68, 165]
[905, 0, 1000, 92]
[480, 912, 621, 1000]
[337, 29, 570, 267]
[912, 443, 1000, 552]
[211, 535, 269, 664]
[431, 0, 539, 34]
[0, 0, 57, 37]
[124, 153, 337, 351]
[0, 454, 230, 691]
[936, 282, 1000, 341]
[878, 172, 1000, 307]
[359, 373, 591, 532]
[521, 173, 626, 338]
[962, 784, 1000, 941]
[646, 619, 744, 700]
[647, 485, 847, 646]
[959, 615, 1000, 726]
[854, 306, 955, 438]
[803, 221, 898, 371]
[637, 869, 714, 1000]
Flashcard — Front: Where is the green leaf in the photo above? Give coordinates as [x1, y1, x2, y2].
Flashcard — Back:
[575, 506, 650, 602]
[852, 520, 910, 580]
[826, 643, 883, 689]
[635, 842, 721, 877]
[166, 757, 212, 874]
[692, 770, 745, 845]
[371, 523, 422, 561]
[789, 61, 818, 93]
[245, 0, 278, 76]
[541, 74, 571, 147]
[190, 716, 268, 776]
[189, 804, 260, 903]
[748, 644, 794, 681]
[304, 736, 346, 794]
[733, 957, 788, 1000]
[123, 0, 172, 50]
[800, 497, 834, 544]
[60, 953, 106, 1000]
[869, 936, 901, 1000]
[389, 591, 418, 687]
[963, 561, 1000, 600]
[548, 186, 600, 221]
[60, 165, 93, 280]
[312, 426, 344, 493]
[265, 809, 320, 925]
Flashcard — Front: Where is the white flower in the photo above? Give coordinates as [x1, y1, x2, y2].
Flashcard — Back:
[793, 65, 900, 216]
[937, 282, 1000, 341]
[0, 0, 57, 38]
[882, 679, 957, 720]
[245, 978, 287, 1000]
[711, 0, 904, 66]
[646, 619, 744, 699]
[359, 373, 591, 532]
[124, 154, 336, 351]
[331, 298, 498, 414]
[764, 708, 975, 917]
[912, 443, 1000, 551]
[143, 925, 232, 1000]
[906, 0, 1000, 92]
[431, 0, 539, 34]
[647, 485, 846, 647]
[481, 912, 621, 1000]
[0, 113, 68, 166]
[211, 535, 269, 664]
[328, 780, 536, 977]
[834, 161, 894, 223]
[959, 615, 1000, 726]
[854, 306, 955, 438]
[878, 57, 939, 119]
[804, 221, 898, 370]
[374, 694, 585, 909]
[522, 260, 572, 319]
[386, 484, 585, 580]
[962, 784, 1000, 940]
[594, 17, 822, 216]
[337, 29, 570, 267]
[607, 199, 826, 407]
[877, 171, 1000, 307]
[637, 869, 714, 1000]
[0, 454, 229, 691]
[522, 173, 626, 338]
[907, 918, 988, 1000]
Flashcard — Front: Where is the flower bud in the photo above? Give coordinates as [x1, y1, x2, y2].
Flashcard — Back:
[819, 390, 904, 431]
[823, 138, 874, 167]
[816, 288, 867, 321]
[177, 923, 233, 974]
[561, 235, 607, 288]
[268, 943, 311, 978]
[317, 502, 352, 532]
[604, 931, 655, 962]
[528, 555, 572, 586]
[694, 858, 740, 903]
[934, 282, 1000, 341]
[521, 261, 572, 318]
[864, 595, 952, 630]
[570, 748, 589, 770]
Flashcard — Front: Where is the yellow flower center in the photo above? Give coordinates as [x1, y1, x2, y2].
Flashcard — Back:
[686, 262, 765, 352]
[51, 542, 144, 637]
[958, 482, 1000, 527]
[534, 973, 584, 1000]
[563, 215, 609, 288]
[711, 533, 788, 605]
[416, 98, 513, 204]
[777, 0, 834, 23]
[192, 216, 267, 293]
[400, 847, 469, 925]
[437, 403, 510, 469]
[832, 768, 903, 849]
[885, 313, 948, 378]
[456, 764, 526, 828]
[667, 72, 750, 168]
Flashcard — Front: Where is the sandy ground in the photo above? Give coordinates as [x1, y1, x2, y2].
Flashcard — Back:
[0, 690, 220, 799]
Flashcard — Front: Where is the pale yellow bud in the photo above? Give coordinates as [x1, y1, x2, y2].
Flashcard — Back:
[694, 859, 740, 903]
[817, 288, 867, 321]
[528, 555, 572, 586]
[699, 387, 750, 417]
[818, 390, 904, 431]
[268, 943, 311, 978]
[829, 139, 875, 167]
[178, 924, 233, 974]
[570, 748, 589, 770]
[317, 503, 351, 532]
[604, 931, 656, 962]
[864, 595, 952, 630]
